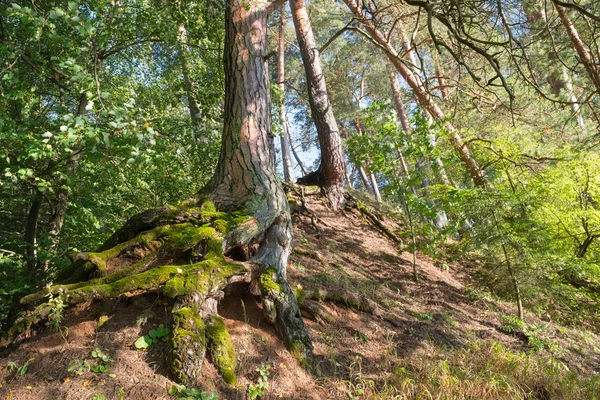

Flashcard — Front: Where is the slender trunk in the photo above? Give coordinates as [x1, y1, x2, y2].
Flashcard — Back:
[535, 2, 587, 139]
[290, 0, 345, 210]
[357, 165, 372, 193]
[344, 165, 353, 188]
[553, 1, 600, 94]
[502, 243, 524, 320]
[277, 11, 296, 182]
[387, 66, 448, 228]
[24, 191, 43, 272]
[432, 50, 451, 101]
[178, 24, 203, 129]
[353, 120, 382, 202]
[288, 133, 308, 176]
[40, 94, 88, 273]
[344, 0, 489, 189]
[369, 173, 382, 203]
[561, 66, 587, 138]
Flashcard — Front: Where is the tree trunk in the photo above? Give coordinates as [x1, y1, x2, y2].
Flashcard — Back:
[353, 120, 382, 202]
[7, 0, 313, 386]
[288, 133, 308, 176]
[277, 11, 296, 182]
[561, 66, 587, 139]
[24, 191, 43, 273]
[431, 50, 451, 101]
[40, 94, 88, 273]
[290, 0, 345, 210]
[178, 24, 203, 129]
[357, 165, 372, 193]
[195, 0, 313, 371]
[553, 1, 600, 95]
[387, 66, 448, 229]
[343, 0, 489, 189]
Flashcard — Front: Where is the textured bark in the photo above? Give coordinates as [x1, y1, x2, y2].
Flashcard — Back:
[553, 1, 600, 95]
[277, 11, 296, 182]
[201, 0, 312, 363]
[290, 0, 345, 210]
[344, 0, 489, 189]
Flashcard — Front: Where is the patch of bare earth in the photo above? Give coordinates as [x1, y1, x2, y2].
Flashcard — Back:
[0, 190, 598, 399]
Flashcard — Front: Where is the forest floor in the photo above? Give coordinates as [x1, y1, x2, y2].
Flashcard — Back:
[0, 188, 599, 399]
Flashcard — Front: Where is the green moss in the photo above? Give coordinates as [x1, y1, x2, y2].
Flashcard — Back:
[290, 340, 310, 369]
[200, 200, 217, 213]
[206, 315, 237, 386]
[213, 219, 229, 234]
[294, 286, 306, 306]
[260, 268, 282, 296]
[164, 276, 186, 298]
[170, 306, 206, 384]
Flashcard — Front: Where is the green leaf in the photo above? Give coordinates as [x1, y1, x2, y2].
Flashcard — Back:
[155, 326, 169, 338]
[134, 335, 153, 349]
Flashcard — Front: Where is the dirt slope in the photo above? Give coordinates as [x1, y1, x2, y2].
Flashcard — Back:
[0, 189, 598, 399]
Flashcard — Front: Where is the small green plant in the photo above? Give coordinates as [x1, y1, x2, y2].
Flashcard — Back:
[416, 311, 433, 321]
[293, 263, 306, 272]
[247, 364, 270, 400]
[353, 331, 369, 343]
[441, 311, 458, 327]
[7, 358, 34, 377]
[240, 299, 249, 324]
[499, 314, 525, 334]
[90, 347, 112, 373]
[116, 387, 126, 400]
[168, 384, 218, 400]
[67, 359, 90, 375]
[91, 395, 106, 400]
[134, 325, 170, 349]
[69, 348, 112, 375]
[45, 290, 69, 342]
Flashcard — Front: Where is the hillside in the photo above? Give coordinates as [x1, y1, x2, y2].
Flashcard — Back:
[1, 188, 599, 400]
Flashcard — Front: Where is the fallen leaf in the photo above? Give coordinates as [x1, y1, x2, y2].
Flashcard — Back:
[83, 381, 90, 387]
[63, 378, 71, 383]
[25, 386, 32, 390]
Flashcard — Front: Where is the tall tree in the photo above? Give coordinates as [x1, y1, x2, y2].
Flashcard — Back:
[552, 1, 600, 95]
[290, 0, 346, 210]
[342, 0, 490, 189]
[5, 0, 313, 386]
[277, 10, 296, 182]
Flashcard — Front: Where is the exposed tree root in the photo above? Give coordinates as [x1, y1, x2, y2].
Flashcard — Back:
[297, 286, 405, 328]
[2, 199, 313, 386]
[344, 193, 403, 244]
[285, 183, 330, 235]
